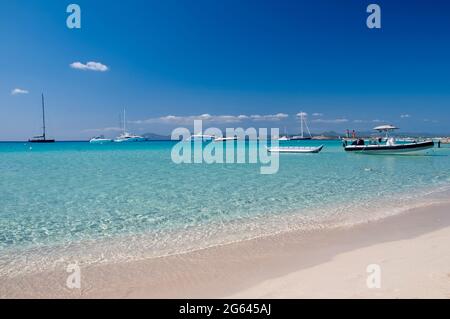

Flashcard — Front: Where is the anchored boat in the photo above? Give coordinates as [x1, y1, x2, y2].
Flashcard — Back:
[114, 109, 145, 143]
[343, 125, 434, 154]
[267, 145, 324, 154]
[214, 136, 239, 142]
[29, 94, 55, 143]
[89, 135, 113, 144]
[277, 127, 291, 141]
[291, 112, 312, 140]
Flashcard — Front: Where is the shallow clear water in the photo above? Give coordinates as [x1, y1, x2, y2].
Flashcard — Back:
[1, 141, 449, 274]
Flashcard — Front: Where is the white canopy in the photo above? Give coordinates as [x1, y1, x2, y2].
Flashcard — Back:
[373, 125, 399, 131]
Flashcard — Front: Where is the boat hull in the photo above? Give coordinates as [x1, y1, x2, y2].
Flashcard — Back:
[114, 137, 146, 143]
[291, 137, 312, 141]
[268, 145, 324, 154]
[28, 139, 55, 143]
[344, 141, 434, 154]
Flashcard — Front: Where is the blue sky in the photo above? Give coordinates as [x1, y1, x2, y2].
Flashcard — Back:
[1, 0, 449, 140]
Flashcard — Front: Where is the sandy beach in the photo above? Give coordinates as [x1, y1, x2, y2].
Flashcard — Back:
[1, 201, 449, 299]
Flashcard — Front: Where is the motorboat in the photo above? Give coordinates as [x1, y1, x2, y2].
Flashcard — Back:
[89, 135, 113, 144]
[267, 145, 324, 153]
[29, 94, 55, 143]
[188, 134, 214, 141]
[344, 125, 434, 154]
[214, 136, 239, 142]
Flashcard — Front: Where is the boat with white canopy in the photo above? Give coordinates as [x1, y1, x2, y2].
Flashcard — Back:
[343, 125, 434, 154]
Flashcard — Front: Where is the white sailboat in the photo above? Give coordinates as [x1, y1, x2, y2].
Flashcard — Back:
[291, 112, 312, 140]
[114, 109, 145, 143]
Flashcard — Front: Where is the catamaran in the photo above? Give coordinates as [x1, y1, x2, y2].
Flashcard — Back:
[114, 109, 145, 143]
[343, 125, 434, 154]
[29, 94, 55, 143]
[291, 112, 312, 140]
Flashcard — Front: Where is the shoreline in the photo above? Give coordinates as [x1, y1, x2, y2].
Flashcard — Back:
[1, 201, 450, 298]
[1, 185, 449, 278]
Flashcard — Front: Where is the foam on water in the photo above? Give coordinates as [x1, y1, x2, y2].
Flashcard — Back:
[1, 141, 449, 276]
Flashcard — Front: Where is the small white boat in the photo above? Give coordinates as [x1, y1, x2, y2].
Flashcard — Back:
[89, 135, 113, 144]
[188, 134, 214, 141]
[214, 136, 239, 142]
[277, 127, 291, 141]
[344, 125, 434, 154]
[114, 109, 145, 143]
[267, 145, 324, 153]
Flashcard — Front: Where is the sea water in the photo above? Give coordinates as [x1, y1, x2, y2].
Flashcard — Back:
[1, 141, 449, 275]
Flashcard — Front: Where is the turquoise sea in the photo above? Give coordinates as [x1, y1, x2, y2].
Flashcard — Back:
[1, 140, 450, 275]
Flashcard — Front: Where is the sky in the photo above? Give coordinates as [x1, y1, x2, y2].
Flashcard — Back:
[1, 0, 449, 140]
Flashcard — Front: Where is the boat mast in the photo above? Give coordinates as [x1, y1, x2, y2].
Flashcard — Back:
[304, 116, 312, 138]
[41, 93, 46, 140]
[123, 108, 126, 133]
[300, 113, 304, 138]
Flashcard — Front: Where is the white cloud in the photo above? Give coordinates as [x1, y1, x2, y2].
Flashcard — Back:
[312, 113, 323, 117]
[296, 112, 308, 117]
[400, 114, 411, 118]
[11, 88, 29, 95]
[132, 113, 289, 125]
[70, 61, 109, 72]
[312, 118, 349, 124]
[250, 113, 289, 121]
[353, 119, 366, 123]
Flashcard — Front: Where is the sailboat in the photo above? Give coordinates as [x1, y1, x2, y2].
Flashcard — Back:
[29, 94, 55, 143]
[291, 112, 312, 140]
[114, 109, 145, 143]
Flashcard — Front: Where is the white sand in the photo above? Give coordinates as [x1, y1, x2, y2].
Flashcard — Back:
[1, 202, 450, 299]
[230, 226, 450, 299]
